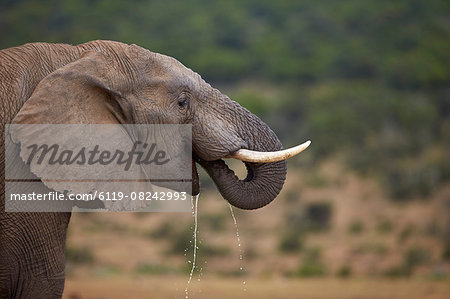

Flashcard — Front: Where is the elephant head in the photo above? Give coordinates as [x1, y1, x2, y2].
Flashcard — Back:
[12, 41, 309, 210]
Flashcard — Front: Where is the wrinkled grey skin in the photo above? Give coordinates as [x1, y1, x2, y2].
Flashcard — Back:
[0, 41, 286, 298]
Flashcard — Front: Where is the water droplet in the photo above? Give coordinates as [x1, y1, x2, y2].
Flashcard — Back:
[185, 195, 200, 299]
[229, 204, 246, 292]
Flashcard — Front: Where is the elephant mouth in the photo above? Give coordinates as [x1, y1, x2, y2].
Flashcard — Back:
[191, 140, 311, 196]
[191, 154, 248, 191]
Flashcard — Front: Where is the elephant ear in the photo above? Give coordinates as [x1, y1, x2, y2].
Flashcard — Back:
[13, 50, 132, 125]
[6, 51, 152, 212]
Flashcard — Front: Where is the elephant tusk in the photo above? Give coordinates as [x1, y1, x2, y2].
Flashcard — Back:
[226, 140, 311, 163]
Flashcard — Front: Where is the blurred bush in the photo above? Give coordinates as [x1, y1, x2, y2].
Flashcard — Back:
[296, 247, 327, 277]
[147, 222, 176, 239]
[305, 202, 332, 231]
[279, 230, 304, 253]
[167, 227, 193, 255]
[135, 263, 179, 275]
[66, 246, 95, 265]
[279, 208, 306, 253]
[337, 264, 352, 278]
[279, 202, 332, 254]
[376, 218, 394, 234]
[384, 246, 431, 277]
[199, 213, 227, 232]
[200, 244, 231, 257]
[348, 220, 364, 235]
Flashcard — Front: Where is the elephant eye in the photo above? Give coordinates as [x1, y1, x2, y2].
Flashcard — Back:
[178, 98, 188, 108]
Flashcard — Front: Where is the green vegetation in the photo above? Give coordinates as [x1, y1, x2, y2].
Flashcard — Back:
[296, 247, 327, 277]
[337, 264, 352, 278]
[353, 242, 389, 256]
[384, 246, 431, 277]
[443, 246, 450, 261]
[279, 202, 332, 253]
[279, 208, 305, 253]
[279, 230, 304, 253]
[200, 243, 231, 257]
[443, 225, 450, 261]
[66, 246, 95, 265]
[348, 220, 364, 234]
[147, 222, 176, 239]
[398, 224, 416, 243]
[424, 219, 441, 236]
[93, 265, 122, 277]
[135, 263, 179, 275]
[200, 213, 227, 232]
[86, 217, 132, 234]
[383, 264, 412, 277]
[376, 218, 394, 234]
[304, 172, 330, 188]
[217, 269, 247, 278]
[284, 190, 300, 203]
[404, 246, 431, 268]
[305, 202, 332, 231]
[167, 227, 193, 255]
[297, 260, 327, 277]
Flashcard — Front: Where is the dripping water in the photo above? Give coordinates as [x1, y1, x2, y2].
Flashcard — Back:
[229, 204, 247, 291]
[185, 194, 199, 299]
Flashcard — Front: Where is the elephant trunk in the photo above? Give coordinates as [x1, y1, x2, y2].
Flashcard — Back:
[198, 101, 287, 210]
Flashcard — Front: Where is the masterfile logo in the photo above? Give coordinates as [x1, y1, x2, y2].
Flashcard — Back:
[4, 124, 193, 212]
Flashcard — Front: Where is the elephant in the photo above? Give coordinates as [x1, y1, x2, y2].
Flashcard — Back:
[0, 40, 309, 298]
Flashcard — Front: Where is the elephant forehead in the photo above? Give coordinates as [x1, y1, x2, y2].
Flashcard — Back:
[149, 52, 203, 86]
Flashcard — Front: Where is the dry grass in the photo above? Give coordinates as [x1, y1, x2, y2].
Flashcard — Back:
[63, 276, 450, 299]
[63, 161, 450, 298]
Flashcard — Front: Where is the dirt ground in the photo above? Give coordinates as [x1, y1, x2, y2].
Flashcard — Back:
[63, 163, 450, 299]
[63, 276, 450, 299]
